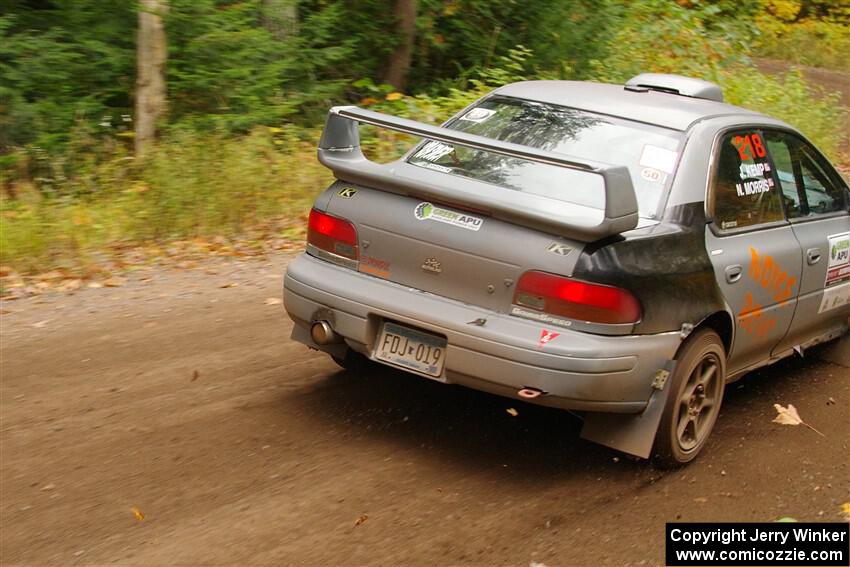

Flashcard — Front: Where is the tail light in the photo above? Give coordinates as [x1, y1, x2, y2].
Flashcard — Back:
[307, 208, 358, 268]
[513, 271, 640, 325]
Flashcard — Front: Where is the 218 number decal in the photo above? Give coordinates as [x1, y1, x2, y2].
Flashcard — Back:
[733, 133, 766, 161]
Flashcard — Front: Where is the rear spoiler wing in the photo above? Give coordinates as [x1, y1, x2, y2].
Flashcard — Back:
[317, 106, 639, 242]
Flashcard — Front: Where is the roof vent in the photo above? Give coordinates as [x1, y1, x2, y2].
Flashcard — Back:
[624, 73, 724, 102]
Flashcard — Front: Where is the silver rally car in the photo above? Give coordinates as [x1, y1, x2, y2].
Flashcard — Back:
[284, 73, 850, 465]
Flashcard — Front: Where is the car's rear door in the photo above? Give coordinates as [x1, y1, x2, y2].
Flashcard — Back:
[705, 128, 802, 375]
[764, 130, 850, 352]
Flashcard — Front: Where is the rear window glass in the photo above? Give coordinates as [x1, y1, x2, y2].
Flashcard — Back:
[407, 96, 684, 218]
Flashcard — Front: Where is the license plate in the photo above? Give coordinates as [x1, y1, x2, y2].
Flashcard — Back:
[374, 322, 447, 378]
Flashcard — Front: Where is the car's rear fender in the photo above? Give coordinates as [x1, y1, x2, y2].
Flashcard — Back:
[572, 201, 727, 335]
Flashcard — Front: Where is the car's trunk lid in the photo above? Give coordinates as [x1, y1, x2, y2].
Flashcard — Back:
[324, 182, 585, 313]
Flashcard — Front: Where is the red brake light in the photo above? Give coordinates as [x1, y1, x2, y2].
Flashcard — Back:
[307, 208, 359, 261]
[513, 271, 640, 325]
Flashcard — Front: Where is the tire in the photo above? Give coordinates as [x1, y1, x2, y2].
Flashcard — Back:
[654, 328, 726, 468]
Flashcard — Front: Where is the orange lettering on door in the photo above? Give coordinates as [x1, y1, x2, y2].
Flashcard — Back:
[739, 292, 777, 338]
[748, 247, 796, 306]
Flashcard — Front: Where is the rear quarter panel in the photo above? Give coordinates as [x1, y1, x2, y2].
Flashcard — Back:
[572, 202, 725, 335]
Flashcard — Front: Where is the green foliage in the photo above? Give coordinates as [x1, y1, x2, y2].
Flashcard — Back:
[0, 3, 135, 152]
[1, 127, 331, 272]
[408, 0, 612, 88]
[587, 0, 847, 162]
[166, 0, 353, 131]
[588, 0, 751, 83]
[722, 68, 846, 161]
[1, 0, 848, 275]
[754, 17, 850, 71]
[750, 0, 850, 71]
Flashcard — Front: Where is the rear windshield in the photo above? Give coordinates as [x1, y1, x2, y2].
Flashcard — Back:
[407, 96, 684, 218]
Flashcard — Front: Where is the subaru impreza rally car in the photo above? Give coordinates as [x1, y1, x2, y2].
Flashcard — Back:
[283, 73, 850, 465]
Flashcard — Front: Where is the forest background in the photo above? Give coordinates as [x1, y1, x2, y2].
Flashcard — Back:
[1, 0, 848, 277]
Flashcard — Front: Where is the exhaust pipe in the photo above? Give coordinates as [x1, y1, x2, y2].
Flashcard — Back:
[517, 387, 546, 399]
[310, 320, 340, 345]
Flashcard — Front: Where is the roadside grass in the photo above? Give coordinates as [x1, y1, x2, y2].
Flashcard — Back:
[754, 18, 850, 74]
[1, 128, 332, 276]
[722, 67, 847, 163]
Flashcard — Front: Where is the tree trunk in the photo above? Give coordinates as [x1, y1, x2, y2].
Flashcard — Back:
[262, 0, 299, 41]
[135, 0, 168, 158]
[382, 0, 417, 91]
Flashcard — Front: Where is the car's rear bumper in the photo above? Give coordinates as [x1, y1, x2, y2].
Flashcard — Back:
[283, 253, 683, 413]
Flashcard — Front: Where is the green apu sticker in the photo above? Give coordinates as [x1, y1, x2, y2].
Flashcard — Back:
[338, 187, 357, 198]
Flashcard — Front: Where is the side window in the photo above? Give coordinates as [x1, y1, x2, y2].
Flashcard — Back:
[764, 130, 849, 218]
[711, 130, 783, 230]
[764, 135, 802, 217]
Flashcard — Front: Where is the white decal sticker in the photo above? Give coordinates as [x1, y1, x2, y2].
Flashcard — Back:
[639, 145, 679, 174]
[459, 108, 496, 123]
[640, 167, 667, 184]
[735, 177, 773, 197]
[414, 202, 483, 231]
[825, 231, 850, 287]
[818, 281, 850, 313]
[738, 161, 771, 179]
[414, 140, 454, 162]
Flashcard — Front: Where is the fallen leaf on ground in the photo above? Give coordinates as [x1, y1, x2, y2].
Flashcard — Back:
[354, 514, 368, 526]
[104, 277, 125, 287]
[693, 496, 708, 503]
[776, 517, 797, 522]
[264, 297, 282, 305]
[191, 370, 199, 382]
[131, 506, 145, 521]
[220, 282, 238, 288]
[841, 503, 850, 521]
[506, 408, 518, 417]
[772, 403, 825, 437]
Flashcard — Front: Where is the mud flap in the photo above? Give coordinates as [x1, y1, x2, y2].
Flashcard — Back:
[580, 360, 677, 459]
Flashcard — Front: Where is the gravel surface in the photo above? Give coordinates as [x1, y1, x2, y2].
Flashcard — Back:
[1, 253, 848, 566]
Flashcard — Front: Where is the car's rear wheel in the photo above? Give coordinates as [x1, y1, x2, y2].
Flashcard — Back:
[654, 328, 725, 467]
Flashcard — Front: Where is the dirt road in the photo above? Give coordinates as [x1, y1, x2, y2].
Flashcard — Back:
[1, 253, 848, 566]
